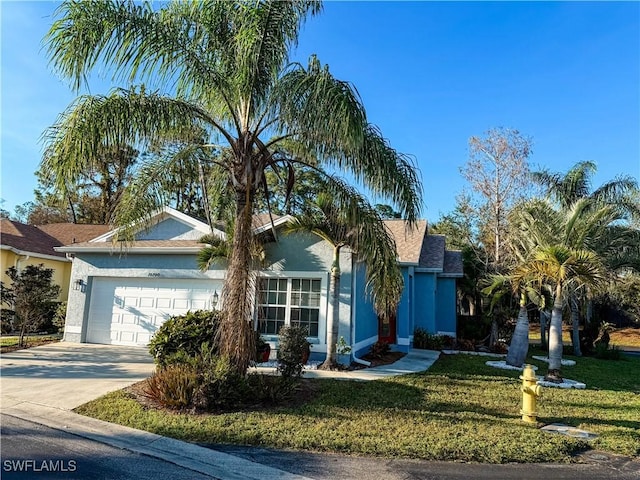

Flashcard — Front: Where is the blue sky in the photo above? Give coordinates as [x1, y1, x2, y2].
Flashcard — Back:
[1, 1, 639, 223]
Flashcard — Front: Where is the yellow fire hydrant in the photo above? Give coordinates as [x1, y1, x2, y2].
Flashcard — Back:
[520, 364, 542, 424]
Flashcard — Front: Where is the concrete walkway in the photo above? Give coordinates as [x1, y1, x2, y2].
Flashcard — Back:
[0, 343, 439, 480]
[250, 348, 441, 380]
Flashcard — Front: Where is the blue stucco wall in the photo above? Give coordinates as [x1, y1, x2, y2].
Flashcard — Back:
[394, 268, 412, 352]
[352, 262, 378, 356]
[413, 273, 436, 334]
[436, 277, 458, 335]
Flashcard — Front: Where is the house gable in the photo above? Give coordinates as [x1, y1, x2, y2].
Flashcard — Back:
[90, 207, 221, 244]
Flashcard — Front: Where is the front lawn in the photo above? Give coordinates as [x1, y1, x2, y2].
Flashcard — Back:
[75, 349, 640, 463]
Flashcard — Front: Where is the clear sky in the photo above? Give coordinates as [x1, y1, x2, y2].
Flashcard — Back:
[1, 1, 639, 223]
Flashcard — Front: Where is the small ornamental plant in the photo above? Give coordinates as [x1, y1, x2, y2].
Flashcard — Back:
[336, 336, 351, 355]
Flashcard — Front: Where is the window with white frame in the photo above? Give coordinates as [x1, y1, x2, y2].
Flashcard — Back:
[257, 277, 321, 337]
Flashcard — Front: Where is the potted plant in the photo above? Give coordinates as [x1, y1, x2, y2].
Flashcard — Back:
[255, 331, 271, 363]
[336, 336, 352, 367]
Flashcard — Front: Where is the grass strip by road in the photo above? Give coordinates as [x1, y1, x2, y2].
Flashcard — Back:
[75, 348, 640, 463]
[0, 334, 61, 349]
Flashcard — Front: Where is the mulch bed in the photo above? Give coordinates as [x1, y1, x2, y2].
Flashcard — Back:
[350, 351, 406, 369]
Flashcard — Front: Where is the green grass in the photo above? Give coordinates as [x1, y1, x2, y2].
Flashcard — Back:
[0, 333, 62, 347]
[75, 349, 640, 463]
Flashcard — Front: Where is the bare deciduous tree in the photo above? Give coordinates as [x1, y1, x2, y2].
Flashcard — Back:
[460, 127, 533, 269]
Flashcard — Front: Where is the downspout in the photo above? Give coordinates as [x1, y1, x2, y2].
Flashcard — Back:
[350, 261, 371, 367]
[15, 254, 30, 271]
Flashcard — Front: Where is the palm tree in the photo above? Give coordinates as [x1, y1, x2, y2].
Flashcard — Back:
[483, 274, 544, 368]
[530, 164, 639, 355]
[286, 180, 402, 369]
[42, 1, 422, 374]
[512, 243, 605, 382]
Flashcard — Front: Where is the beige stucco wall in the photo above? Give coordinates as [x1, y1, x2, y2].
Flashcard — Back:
[0, 249, 71, 301]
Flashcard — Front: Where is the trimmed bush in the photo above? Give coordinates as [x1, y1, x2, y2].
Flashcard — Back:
[277, 325, 311, 378]
[148, 310, 220, 366]
[413, 328, 445, 350]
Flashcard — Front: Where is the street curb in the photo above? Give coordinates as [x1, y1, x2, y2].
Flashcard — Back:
[2, 401, 314, 480]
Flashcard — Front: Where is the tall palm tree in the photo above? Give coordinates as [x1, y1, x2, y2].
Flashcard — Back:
[286, 180, 402, 369]
[513, 245, 604, 381]
[42, 1, 422, 374]
[531, 163, 639, 355]
[531, 161, 639, 216]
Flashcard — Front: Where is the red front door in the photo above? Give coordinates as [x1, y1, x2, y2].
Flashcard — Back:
[378, 314, 397, 344]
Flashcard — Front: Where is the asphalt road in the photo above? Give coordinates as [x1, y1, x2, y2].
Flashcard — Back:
[1, 415, 215, 480]
[204, 444, 640, 480]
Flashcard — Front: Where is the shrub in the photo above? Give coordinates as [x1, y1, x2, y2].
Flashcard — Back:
[148, 310, 220, 366]
[0, 308, 14, 334]
[490, 341, 508, 354]
[413, 328, 445, 350]
[594, 343, 622, 360]
[277, 325, 311, 378]
[246, 374, 297, 405]
[1, 264, 60, 345]
[369, 341, 390, 359]
[52, 302, 67, 333]
[193, 347, 248, 411]
[143, 364, 198, 410]
[456, 338, 476, 351]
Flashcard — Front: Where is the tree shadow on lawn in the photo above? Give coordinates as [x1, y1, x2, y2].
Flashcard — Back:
[291, 377, 523, 423]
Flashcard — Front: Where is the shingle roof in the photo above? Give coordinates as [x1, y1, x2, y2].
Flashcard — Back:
[1, 219, 65, 258]
[443, 250, 464, 276]
[1, 220, 111, 259]
[37, 223, 111, 246]
[419, 235, 446, 269]
[383, 220, 427, 264]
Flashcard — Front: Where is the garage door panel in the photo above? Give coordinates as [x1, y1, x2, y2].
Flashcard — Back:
[86, 277, 221, 346]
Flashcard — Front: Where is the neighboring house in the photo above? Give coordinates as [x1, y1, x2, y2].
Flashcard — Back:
[0, 219, 110, 301]
[57, 207, 462, 359]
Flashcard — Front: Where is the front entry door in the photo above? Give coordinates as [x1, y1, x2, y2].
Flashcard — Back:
[378, 314, 397, 344]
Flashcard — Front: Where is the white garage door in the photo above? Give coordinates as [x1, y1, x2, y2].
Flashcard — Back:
[86, 277, 222, 346]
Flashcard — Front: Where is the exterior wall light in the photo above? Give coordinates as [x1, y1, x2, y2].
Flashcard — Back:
[212, 290, 219, 309]
[74, 279, 86, 293]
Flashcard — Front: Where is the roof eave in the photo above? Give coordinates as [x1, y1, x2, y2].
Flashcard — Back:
[55, 246, 203, 254]
[1, 245, 69, 262]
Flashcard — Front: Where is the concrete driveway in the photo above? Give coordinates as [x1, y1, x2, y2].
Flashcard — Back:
[1, 342, 155, 410]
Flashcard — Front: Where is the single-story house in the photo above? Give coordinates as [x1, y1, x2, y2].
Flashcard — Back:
[57, 207, 462, 360]
[0, 219, 109, 301]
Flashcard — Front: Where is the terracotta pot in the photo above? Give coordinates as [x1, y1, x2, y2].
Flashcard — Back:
[259, 344, 271, 363]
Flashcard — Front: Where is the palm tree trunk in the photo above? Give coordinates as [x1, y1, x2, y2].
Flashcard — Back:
[217, 189, 256, 375]
[489, 318, 499, 348]
[540, 309, 549, 351]
[546, 284, 564, 382]
[506, 294, 529, 367]
[570, 296, 582, 357]
[320, 246, 341, 369]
